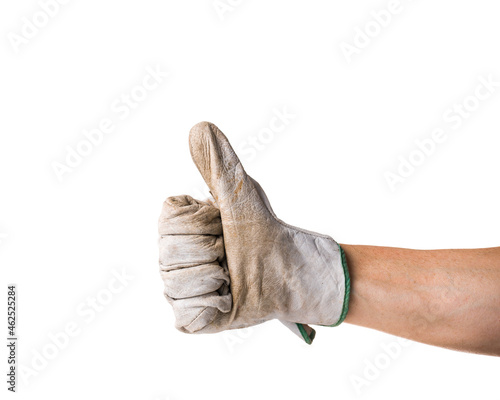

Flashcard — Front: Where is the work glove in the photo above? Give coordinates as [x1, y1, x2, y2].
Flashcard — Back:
[158, 122, 350, 344]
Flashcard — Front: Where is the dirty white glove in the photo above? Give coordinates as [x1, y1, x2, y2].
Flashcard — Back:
[158, 122, 350, 344]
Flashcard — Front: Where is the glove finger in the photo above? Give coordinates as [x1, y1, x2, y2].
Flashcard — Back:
[159, 193, 233, 333]
[167, 292, 232, 333]
[159, 195, 222, 236]
[161, 263, 230, 299]
[159, 234, 224, 270]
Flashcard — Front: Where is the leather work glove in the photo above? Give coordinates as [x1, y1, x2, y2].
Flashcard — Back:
[158, 122, 350, 344]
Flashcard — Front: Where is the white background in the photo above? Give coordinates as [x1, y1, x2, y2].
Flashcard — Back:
[1, 0, 499, 399]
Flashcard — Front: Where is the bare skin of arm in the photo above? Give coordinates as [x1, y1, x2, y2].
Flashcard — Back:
[341, 245, 500, 356]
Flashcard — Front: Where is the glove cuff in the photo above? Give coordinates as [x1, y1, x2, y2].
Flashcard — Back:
[327, 244, 351, 327]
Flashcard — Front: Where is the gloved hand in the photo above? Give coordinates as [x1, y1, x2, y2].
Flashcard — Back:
[158, 122, 350, 344]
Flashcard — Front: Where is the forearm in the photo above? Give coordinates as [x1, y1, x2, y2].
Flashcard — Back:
[341, 245, 500, 356]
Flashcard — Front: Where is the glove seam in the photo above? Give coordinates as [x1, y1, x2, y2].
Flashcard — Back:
[186, 306, 210, 332]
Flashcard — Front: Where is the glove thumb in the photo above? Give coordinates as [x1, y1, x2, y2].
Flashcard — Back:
[189, 122, 263, 219]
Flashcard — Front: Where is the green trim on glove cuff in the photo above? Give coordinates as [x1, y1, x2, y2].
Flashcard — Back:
[296, 323, 316, 344]
[320, 244, 351, 328]
[330, 244, 351, 327]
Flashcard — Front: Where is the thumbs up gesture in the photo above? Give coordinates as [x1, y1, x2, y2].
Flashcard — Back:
[159, 122, 350, 344]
